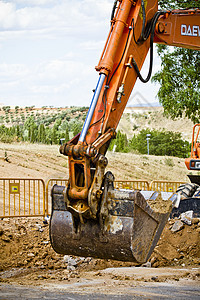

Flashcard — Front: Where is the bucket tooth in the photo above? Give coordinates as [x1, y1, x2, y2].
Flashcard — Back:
[50, 184, 173, 263]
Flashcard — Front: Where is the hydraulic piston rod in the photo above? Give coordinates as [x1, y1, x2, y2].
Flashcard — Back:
[79, 73, 106, 143]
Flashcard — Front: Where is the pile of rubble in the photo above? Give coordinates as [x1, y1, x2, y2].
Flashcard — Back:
[149, 210, 200, 267]
[0, 211, 199, 282]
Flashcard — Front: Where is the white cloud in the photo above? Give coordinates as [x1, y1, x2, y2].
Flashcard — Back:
[0, 63, 29, 79]
[0, 2, 16, 29]
[0, 0, 112, 31]
[0, 0, 160, 108]
[11, 0, 57, 5]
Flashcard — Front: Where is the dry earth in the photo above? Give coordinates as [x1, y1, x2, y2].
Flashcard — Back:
[0, 142, 199, 296]
[0, 217, 199, 294]
[0, 142, 193, 182]
[119, 107, 194, 140]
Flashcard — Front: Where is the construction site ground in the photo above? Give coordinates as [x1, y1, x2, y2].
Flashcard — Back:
[0, 143, 200, 298]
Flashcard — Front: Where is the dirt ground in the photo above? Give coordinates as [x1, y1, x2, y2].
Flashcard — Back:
[0, 216, 199, 289]
[0, 142, 191, 182]
[0, 142, 199, 295]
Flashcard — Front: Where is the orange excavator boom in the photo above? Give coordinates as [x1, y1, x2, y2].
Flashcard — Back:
[50, 1, 200, 263]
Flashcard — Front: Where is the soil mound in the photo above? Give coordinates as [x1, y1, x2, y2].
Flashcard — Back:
[0, 217, 199, 284]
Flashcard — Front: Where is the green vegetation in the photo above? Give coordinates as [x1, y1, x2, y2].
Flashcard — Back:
[0, 106, 88, 145]
[109, 129, 190, 158]
[0, 105, 190, 158]
[154, 0, 200, 123]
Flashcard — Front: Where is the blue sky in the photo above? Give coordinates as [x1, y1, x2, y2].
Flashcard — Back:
[0, 0, 161, 108]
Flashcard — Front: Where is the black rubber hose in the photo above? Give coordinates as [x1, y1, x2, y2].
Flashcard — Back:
[111, 0, 118, 21]
[131, 11, 166, 83]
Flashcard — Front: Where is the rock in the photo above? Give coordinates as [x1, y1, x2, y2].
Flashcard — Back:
[68, 258, 77, 267]
[171, 220, 184, 233]
[63, 256, 77, 267]
[181, 211, 194, 225]
[67, 265, 76, 271]
[62, 276, 69, 280]
[2, 236, 10, 242]
[193, 258, 200, 264]
[174, 258, 178, 262]
[151, 276, 159, 282]
[8, 234, 13, 239]
[181, 263, 185, 267]
[27, 253, 35, 258]
[142, 262, 151, 268]
[84, 257, 92, 263]
[181, 216, 192, 225]
[35, 261, 43, 266]
[48, 264, 54, 269]
[150, 257, 157, 265]
[63, 255, 71, 263]
[35, 224, 42, 231]
[182, 210, 193, 219]
[0, 226, 4, 236]
[42, 241, 49, 244]
[192, 218, 200, 224]
[168, 220, 175, 225]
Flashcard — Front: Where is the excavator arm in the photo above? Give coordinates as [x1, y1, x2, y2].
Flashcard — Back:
[154, 9, 200, 50]
[50, 1, 200, 263]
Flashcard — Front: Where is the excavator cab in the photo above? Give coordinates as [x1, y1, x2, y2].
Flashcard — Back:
[185, 124, 200, 171]
[49, 0, 199, 263]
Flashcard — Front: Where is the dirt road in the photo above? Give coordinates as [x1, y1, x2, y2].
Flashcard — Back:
[1, 279, 200, 299]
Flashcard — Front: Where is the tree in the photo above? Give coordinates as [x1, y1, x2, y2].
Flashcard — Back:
[68, 120, 83, 137]
[152, 0, 200, 123]
[129, 129, 190, 158]
[51, 125, 58, 144]
[29, 124, 38, 143]
[37, 124, 46, 143]
[24, 116, 38, 142]
[158, 0, 199, 9]
[15, 106, 19, 115]
[65, 127, 70, 142]
[109, 131, 129, 153]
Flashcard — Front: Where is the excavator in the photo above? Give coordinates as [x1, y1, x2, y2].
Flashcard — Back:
[50, 0, 200, 263]
[173, 124, 200, 218]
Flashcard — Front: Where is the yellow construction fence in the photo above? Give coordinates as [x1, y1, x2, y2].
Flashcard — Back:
[0, 178, 186, 218]
[0, 178, 45, 218]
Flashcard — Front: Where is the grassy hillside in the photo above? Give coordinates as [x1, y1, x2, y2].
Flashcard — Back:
[0, 105, 194, 144]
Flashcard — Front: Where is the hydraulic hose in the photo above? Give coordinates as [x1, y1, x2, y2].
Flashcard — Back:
[131, 11, 167, 83]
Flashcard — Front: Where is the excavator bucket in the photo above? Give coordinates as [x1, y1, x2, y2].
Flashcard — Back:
[50, 178, 175, 264]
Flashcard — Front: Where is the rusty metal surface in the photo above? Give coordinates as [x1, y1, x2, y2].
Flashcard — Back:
[50, 183, 171, 263]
